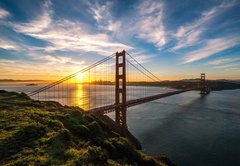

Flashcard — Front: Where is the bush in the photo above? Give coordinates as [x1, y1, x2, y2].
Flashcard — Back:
[87, 146, 108, 164]
[47, 129, 72, 158]
[0, 123, 46, 161]
[48, 119, 63, 130]
[87, 121, 103, 136]
[75, 124, 90, 137]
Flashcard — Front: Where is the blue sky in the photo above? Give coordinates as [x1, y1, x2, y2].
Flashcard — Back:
[0, 0, 240, 80]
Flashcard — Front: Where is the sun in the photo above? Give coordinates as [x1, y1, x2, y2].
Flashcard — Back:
[76, 73, 84, 80]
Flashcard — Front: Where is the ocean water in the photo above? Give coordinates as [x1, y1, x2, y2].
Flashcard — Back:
[123, 90, 240, 166]
[1, 84, 240, 166]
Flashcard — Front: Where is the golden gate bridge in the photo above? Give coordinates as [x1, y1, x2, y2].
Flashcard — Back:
[28, 50, 210, 128]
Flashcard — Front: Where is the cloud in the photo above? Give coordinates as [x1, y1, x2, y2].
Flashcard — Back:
[38, 54, 85, 65]
[86, 0, 162, 66]
[0, 57, 85, 79]
[89, 0, 167, 49]
[0, 0, 134, 79]
[208, 57, 240, 65]
[0, 39, 20, 51]
[11, 1, 132, 56]
[0, 7, 10, 19]
[208, 56, 240, 71]
[127, 49, 156, 64]
[183, 37, 239, 64]
[89, 3, 105, 23]
[224, 67, 240, 71]
[87, 0, 167, 53]
[0, 59, 15, 65]
[88, 2, 122, 34]
[173, 29, 202, 50]
[13, 0, 52, 33]
[173, 0, 236, 50]
[212, 63, 240, 69]
[134, 0, 166, 48]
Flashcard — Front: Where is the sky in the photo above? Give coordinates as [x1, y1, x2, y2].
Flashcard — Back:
[0, 0, 240, 80]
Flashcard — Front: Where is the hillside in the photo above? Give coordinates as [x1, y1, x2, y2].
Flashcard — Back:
[0, 90, 174, 166]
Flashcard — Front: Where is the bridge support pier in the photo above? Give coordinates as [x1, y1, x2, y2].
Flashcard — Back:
[115, 50, 127, 128]
[200, 73, 209, 95]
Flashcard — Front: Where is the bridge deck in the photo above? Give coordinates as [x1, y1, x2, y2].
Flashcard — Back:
[89, 88, 199, 114]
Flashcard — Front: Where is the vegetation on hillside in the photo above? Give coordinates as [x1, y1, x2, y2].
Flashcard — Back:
[0, 90, 174, 165]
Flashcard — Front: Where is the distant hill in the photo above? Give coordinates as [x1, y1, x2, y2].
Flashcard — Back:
[124, 80, 240, 91]
[2, 79, 239, 91]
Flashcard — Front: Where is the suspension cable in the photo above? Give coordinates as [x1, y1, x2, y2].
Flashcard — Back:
[28, 53, 116, 96]
[126, 59, 158, 82]
[126, 51, 162, 82]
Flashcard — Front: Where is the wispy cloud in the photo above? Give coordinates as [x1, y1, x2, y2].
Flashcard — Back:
[0, 59, 15, 66]
[0, 0, 240, 80]
[0, 39, 20, 51]
[183, 37, 239, 64]
[0, 0, 134, 79]
[129, 51, 156, 64]
[35, 54, 85, 65]
[0, 7, 10, 19]
[212, 63, 240, 69]
[134, 0, 166, 48]
[88, 0, 167, 52]
[0, 57, 85, 79]
[173, 0, 236, 50]
[13, 0, 52, 33]
[174, 29, 202, 50]
[224, 67, 240, 71]
[89, 2, 106, 23]
[208, 57, 240, 65]
[88, 2, 121, 33]
[11, 1, 131, 56]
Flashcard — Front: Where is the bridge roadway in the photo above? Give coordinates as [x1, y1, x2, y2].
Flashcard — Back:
[89, 88, 200, 114]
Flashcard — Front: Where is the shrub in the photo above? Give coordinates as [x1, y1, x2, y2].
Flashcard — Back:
[48, 119, 63, 130]
[47, 129, 72, 159]
[87, 121, 103, 135]
[87, 146, 108, 164]
[0, 123, 46, 161]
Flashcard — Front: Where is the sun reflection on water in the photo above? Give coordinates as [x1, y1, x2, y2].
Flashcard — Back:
[73, 83, 89, 110]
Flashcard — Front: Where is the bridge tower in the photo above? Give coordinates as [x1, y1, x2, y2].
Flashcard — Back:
[200, 73, 208, 95]
[115, 50, 127, 128]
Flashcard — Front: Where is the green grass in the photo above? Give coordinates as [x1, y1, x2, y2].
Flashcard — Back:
[0, 90, 173, 165]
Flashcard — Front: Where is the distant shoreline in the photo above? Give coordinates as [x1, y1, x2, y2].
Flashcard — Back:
[0, 79, 50, 85]
[0, 79, 44, 82]
[0, 79, 240, 91]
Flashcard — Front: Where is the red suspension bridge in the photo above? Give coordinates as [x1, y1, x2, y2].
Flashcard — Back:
[28, 50, 210, 128]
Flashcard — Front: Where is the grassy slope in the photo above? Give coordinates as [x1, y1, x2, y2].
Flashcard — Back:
[0, 91, 173, 166]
